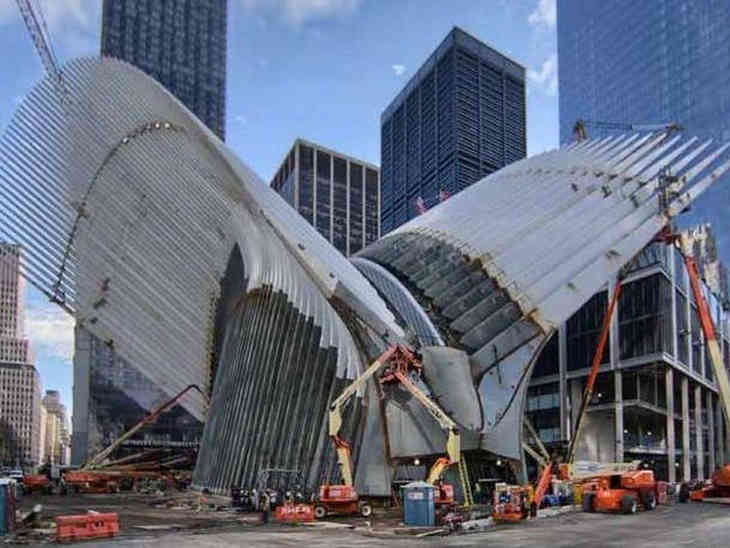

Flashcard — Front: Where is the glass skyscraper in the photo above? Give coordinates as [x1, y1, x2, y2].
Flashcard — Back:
[271, 139, 380, 256]
[101, 0, 227, 140]
[558, 0, 730, 264]
[380, 27, 526, 234]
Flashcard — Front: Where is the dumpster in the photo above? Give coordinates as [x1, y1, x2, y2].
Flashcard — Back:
[402, 481, 435, 527]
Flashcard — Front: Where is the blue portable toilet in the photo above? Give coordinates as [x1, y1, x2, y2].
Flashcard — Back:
[402, 481, 435, 527]
[0, 483, 7, 536]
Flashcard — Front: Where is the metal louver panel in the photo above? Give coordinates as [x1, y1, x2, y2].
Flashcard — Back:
[359, 130, 730, 459]
[0, 57, 402, 421]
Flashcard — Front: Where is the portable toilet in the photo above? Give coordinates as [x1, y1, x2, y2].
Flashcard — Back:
[402, 481, 435, 527]
[0, 483, 6, 536]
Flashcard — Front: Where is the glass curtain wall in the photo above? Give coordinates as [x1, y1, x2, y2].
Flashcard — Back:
[619, 274, 672, 360]
[299, 145, 314, 224]
[349, 164, 364, 254]
[316, 151, 331, 239]
[332, 158, 348, 255]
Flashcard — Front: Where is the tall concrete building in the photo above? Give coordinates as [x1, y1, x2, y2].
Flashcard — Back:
[0, 243, 42, 467]
[101, 0, 228, 139]
[42, 404, 59, 465]
[527, 238, 730, 483]
[42, 390, 70, 465]
[682, 224, 729, 305]
[557, 0, 730, 265]
[380, 27, 526, 233]
[39, 403, 47, 465]
[271, 139, 380, 256]
[0, 365, 42, 467]
[0, 244, 29, 364]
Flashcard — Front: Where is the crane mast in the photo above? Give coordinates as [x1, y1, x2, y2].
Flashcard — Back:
[16, 0, 66, 99]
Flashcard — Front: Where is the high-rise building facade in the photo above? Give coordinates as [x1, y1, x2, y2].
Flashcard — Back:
[39, 403, 47, 465]
[527, 238, 730, 483]
[101, 0, 228, 139]
[557, 0, 730, 265]
[42, 405, 59, 465]
[0, 243, 42, 468]
[42, 390, 70, 465]
[0, 244, 29, 364]
[271, 139, 380, 256]
[681, 224, 729, 305]
[380, 27, 526, 233]
[0, 364, 42, 467]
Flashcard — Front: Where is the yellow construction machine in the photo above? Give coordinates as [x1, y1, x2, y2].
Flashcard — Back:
[315, 344, 461, 518]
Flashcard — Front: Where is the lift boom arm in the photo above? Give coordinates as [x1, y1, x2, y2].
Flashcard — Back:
[389, 368, 460, 483]
[566, 278, 622, 464]
[85, 384, 204, 469]
[329, 345, 460, 487]
[684, 252, 730, 429]
[328, 345, 400, 487]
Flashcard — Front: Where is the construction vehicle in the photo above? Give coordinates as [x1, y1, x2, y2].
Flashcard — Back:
[63, 384, 204, 493]
[580, 469, 659, 514]
[510, 273, 623, 521]
[315, 344, 460, 519]
[63, 471, 120, 494]
[84, 384, 203, 469]
[687, 466, 730, 501]
[493, 459, 554, 522]
[21, 474, 52, 495]
[572, 119, 681, 141]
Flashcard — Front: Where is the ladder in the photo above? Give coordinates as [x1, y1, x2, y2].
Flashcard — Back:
[457, 454, 474, 506]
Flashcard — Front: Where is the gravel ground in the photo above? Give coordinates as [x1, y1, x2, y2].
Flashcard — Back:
[9, 492, 730, 547]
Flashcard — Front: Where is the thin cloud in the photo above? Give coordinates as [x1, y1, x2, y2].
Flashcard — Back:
[235, 115, 248, 125]
[0, 1, 100, 62]
[527, 53, 558, 96]
[241, 0, 362, 25]
[528, 0, 556, 29]
[25, 305, 75, 364]
[392, 64, 406, 76]
[0, 0, 95, 32]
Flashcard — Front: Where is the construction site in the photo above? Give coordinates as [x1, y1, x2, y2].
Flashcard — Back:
[0, 1, 728, 546]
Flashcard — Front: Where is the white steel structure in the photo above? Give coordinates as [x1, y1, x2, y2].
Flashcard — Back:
[1, 57, 729, 492]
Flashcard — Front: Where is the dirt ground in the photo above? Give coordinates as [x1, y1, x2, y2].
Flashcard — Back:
[7, 491, 730, 547]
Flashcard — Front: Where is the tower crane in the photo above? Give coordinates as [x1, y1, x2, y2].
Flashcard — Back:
[15, 0, 67, 100]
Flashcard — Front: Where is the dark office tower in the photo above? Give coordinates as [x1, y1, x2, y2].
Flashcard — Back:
[101, 0, 227, 140]
[271, 139, 380, 256]
[380, 27, 526, 233]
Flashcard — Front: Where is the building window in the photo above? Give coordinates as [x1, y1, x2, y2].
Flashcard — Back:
[619, 274, 672, 360]
[365, 168, 379, 245]
[527, 382, 559, 411]
[298, 145, 314, 223]
[332, 157, 348, 255]
[315, 150, 331, 239]
[349, 164, 364, 254]
[532, 331, 559, 377]
[567, 291, 609, 371]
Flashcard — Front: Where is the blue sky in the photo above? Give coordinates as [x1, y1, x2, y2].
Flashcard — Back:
[0, 0, 558, 415]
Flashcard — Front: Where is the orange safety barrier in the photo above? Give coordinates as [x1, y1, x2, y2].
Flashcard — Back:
[273, 503, 314, 523]
[56, 512, 119, 543]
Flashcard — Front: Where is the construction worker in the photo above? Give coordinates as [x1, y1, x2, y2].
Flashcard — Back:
[261, 490, 271, 524]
